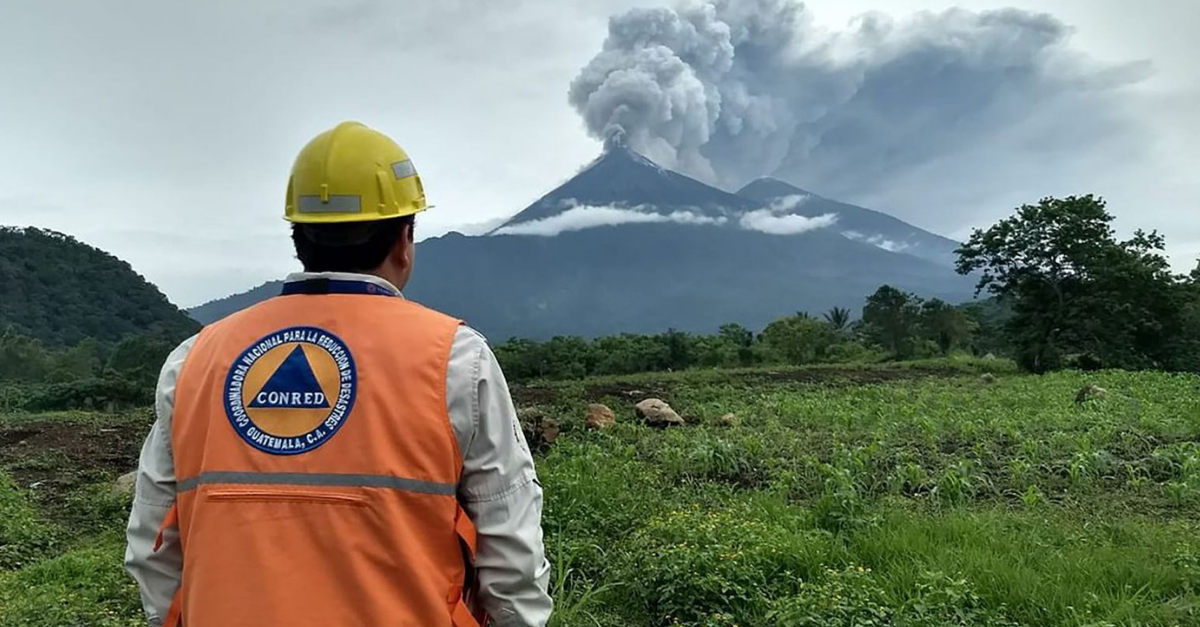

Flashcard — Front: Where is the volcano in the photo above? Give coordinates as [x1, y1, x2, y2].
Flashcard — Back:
[190, 144, 974, 339]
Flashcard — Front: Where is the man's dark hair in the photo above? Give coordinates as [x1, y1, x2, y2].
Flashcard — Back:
[292, 215, 415, 273]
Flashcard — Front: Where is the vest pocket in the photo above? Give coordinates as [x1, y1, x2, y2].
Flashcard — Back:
[204, 488, 369, 507]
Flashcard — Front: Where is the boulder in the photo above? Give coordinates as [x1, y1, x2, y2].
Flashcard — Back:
[519, 408, 561, 449]
[1075, 384, 1108, 405]
[980, 373, 997, 384]
[538, 418, 561, 445]
[114, 471, 137, 496]
[585, 404, 616, 430]
[717, 413, 739, 428]
[635, 398, 685, 427]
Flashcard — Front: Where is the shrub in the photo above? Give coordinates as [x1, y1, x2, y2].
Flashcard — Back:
[21, 377, 151, 412]
[613, 504, 831, 625]
[769, 565, 892, 627]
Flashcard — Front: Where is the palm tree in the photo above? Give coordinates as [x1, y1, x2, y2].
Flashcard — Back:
[823, 306, 851, 332]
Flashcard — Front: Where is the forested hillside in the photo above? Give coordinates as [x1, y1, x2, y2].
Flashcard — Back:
[0, 227, 198, 346]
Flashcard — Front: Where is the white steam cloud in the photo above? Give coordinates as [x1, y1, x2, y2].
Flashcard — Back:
[740, 211, 837, 235]
[765, 194, 810, 213]
[570, 0, 1147, 227]
[844, 230, 910, 252]
[737, 194, 837, 234]
[493, 203, 727, 237]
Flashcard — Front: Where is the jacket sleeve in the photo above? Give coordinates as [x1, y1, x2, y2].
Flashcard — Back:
[447, 327, 553, 627]
[124, 335, 197, 627]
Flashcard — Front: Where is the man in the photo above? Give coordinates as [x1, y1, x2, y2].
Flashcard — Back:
[124, 121, 553, 627]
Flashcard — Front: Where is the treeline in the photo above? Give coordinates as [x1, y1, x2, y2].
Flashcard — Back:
[0, 329, 176, 411]
[495, 290, 1000, 382]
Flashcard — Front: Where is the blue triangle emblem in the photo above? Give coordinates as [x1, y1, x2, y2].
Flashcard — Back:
[248, 345, 331, 409]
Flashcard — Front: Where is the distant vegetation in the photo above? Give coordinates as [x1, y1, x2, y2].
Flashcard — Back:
[495, 290, 997, 383]
[0, 331, 176, 412]
[0, 227, 198, 412]
[0, 227, 198, 347]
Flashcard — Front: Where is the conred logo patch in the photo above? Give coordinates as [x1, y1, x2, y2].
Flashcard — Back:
[224, 326, 356, 455]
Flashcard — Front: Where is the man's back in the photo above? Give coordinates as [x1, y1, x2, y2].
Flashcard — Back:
[126, 274, 553, 627]
[170, 285, 466, 625]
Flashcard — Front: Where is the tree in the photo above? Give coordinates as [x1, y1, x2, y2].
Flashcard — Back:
[106, 334, 176, 387]
[718, 323, 753, 348]
[760, 315, 837, 365]
[1177, 260, 1200, 372]
[660, 329, 694, 371]
[918, 299, 974, 355]
[493, 338, 547, 381]
[0, 327, 50, 382]
[861, 286, 922, 359]
[956, 195, 1191, 372]
[49, 338, 103, 382]
[718, 323, 756, 366]
[959, 299, 1012, 357]
[538, 336, 593, 379]
[823, 307, 852, 332]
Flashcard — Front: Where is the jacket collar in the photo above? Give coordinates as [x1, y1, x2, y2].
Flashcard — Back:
[284, 272, 404, 298]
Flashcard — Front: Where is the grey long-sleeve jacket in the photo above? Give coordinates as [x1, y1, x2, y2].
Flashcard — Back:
[124, 272, 553, 627]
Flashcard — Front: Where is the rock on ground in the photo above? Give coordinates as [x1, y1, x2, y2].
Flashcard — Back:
[635, 399, 685, 427]
[1075, 384, 1108, 405]
[114, 470, 137, 496]
[585, 404, 616, 430]
[519, 408, 561, 449]
[717, 413, 739, 427]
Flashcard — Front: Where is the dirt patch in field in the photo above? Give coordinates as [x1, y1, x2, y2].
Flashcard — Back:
[584, 383, 672, 403]
[745, 366, 965, 386]
[0, 416, 149, 506]
[514, 365, 968, 406]
[510, 386, 562, 406]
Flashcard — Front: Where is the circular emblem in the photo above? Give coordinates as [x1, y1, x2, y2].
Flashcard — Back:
[224, 326, 356, 455]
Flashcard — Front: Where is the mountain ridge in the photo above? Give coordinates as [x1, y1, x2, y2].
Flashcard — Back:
[188, 145, 974, 338]
[0, 226, 200, 346]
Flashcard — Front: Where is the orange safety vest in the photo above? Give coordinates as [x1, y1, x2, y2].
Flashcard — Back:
[155, 279, 485, 627]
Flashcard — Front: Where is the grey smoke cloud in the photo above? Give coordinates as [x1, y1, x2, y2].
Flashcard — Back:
[570, 0, 1150, 227]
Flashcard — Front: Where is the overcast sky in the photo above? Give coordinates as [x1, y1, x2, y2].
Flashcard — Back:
[1, 0, 1196, 307]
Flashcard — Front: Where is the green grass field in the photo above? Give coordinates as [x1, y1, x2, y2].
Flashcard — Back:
[2, 361, 1199, 626]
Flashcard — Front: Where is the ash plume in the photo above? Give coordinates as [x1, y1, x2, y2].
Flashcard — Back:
[569, 0, 1148, 226]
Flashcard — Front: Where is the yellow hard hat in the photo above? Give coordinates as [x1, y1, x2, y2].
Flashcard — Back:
[285, 121, 427, 223]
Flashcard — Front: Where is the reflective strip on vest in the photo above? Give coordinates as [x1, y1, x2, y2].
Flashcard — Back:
[177, 471, 457, 496]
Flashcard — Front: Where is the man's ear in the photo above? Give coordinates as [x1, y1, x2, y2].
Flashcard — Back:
[392, 224, 414, 266]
